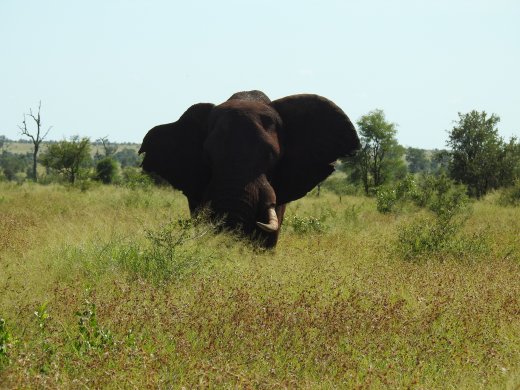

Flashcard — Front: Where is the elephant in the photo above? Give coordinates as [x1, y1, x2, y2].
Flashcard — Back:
[139, 90, 360, 247]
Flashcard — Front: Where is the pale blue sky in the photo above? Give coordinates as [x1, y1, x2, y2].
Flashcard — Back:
[1, 0, 519, 149]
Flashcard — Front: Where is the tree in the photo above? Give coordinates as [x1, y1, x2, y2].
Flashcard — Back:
[18, 101, 51, 182]
[498, 137, 520, 187]
[447, 111, 504, 198]
[0, 151, 30, 181]
[349, 109, 405, 194]
[322, 176, 356, 202]
[95, 136, 118, 160]
[430, 149, 451, 174]
[40, 136, 91, 184]
[113, 148, 141, 168]
[406, 147, 429, 173]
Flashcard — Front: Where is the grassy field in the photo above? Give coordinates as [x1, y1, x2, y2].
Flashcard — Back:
[0, 182, 519, 388]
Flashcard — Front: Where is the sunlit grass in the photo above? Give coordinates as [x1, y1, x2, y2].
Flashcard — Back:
[0, 183, 519, 388]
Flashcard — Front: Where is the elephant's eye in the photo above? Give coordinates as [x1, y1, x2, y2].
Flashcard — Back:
[260, 115, 275, 131]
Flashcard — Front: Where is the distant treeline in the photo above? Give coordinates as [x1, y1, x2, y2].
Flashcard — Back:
[2, 107, 519, 201]
[0, 133, 444, 187]
[0, 136, 143, 184]
[0, 135, 138, 146]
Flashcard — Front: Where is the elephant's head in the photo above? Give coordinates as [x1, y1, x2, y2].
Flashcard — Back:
[139, 90, 360, 247]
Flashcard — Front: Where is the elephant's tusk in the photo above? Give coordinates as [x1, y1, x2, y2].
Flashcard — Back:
[256, 207, 279, 233]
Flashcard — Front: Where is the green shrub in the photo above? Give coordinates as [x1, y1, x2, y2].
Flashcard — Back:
[120, 167, 153, 190]
[397, 214, 462, 260]
[322, 176, 359, 200]
[0, 317, 13, 368]
[116, 215, 220, 283]
[397, 212, 488, 261]
[394, 177, 484, 261]
[74, 300, 113, 355]
[376, 175, 417, 213]
[376, 173, 469, 215]
[95, 157, 119, 184]
[34, 303, 55, 374]
[376, 187, 398, 213]
[498, 180, 520, 207]
[290, 215, 327, 234]
[410, 173, 436, 207]
[34, 302, 50, 332]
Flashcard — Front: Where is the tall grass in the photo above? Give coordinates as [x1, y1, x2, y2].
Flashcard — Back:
[0, 183, 519, 388]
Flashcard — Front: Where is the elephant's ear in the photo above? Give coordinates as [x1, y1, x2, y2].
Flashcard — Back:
[139, 103, 214, 207]
[271, 94, 360, 205]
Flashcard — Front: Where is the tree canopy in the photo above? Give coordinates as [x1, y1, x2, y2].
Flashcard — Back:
[348, 109, 405, 194]
[40, 136, 91, 184]
[406, 147, 429, 173]
[447, 110, 519, 198]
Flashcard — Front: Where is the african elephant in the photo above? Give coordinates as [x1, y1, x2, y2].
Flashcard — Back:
[139, 90, 360, 247]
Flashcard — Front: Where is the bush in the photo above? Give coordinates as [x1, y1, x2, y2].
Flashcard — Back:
[95, 157, 119, 184]
[498, 180, 520, 207]
[321, 176, 359, 200]
[116, 215, 220, 283]
[290, 215, 327, 235]
[410, 173, 436, 207]
[397, 213, 488, 261]
[376, 173, 468, 215]
[120, 167, 154, 190]
[0, 317, 13, 368]
[39, 136, 92, 184]
[427, 180, 468, 218]
[394, 176, 483, 261]
[376, 174, 419, 213]
[376, 187, 398, 213]
[74, 300, 113, 355]
[397, 213, 462, 260]
[113, 148, 141, 168]
[0, 151, 30, 182]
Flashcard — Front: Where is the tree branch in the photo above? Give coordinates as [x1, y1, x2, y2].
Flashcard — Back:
[18, 116, 37, 143]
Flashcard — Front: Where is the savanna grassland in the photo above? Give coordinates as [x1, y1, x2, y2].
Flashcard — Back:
[0, 182, 519, 388]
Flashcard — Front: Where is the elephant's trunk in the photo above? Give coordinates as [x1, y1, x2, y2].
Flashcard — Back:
[204, 174, 278, 233]
[256, 207, 279, 232]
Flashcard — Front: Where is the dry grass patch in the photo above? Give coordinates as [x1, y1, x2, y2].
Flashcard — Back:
[0, 184, 519, 388]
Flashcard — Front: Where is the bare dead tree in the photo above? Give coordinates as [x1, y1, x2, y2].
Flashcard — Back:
[96, 136, 118, 158]
[18, 101, 52, 182]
